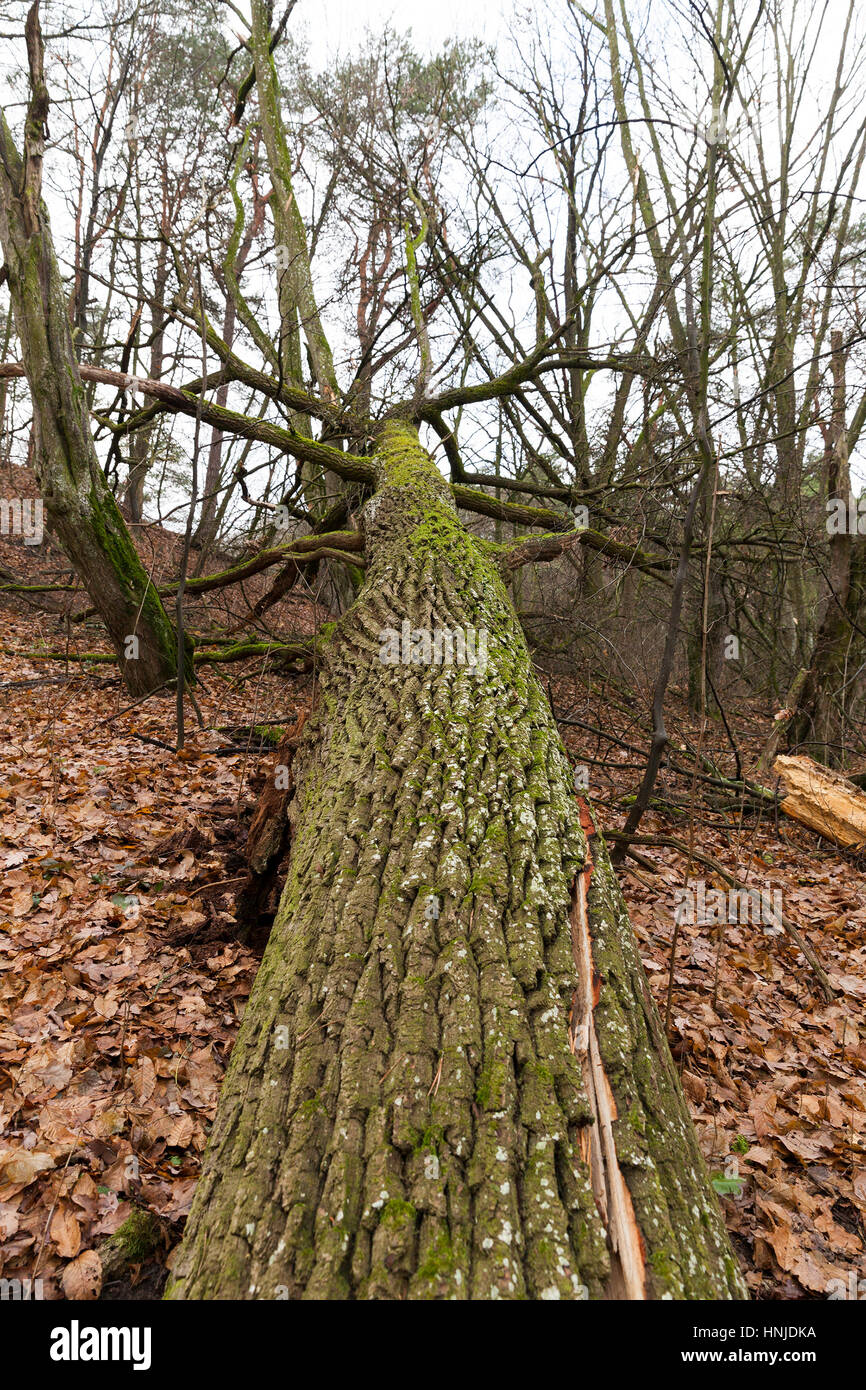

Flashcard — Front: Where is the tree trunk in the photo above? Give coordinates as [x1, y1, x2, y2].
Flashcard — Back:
[790, 533, 866, 762]
[247, 0, 355, 613]
[124, 237, 169, 526]
[167, 422, 744, 1301]
[0, 43, 185, 698]
[791, 336, 864, 762]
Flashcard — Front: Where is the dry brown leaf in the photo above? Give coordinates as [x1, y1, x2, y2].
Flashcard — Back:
[748, 1086, 777, 1139]
[50, 1204, 82, 1259]
[778, 1131, 833, 1162]
[0, 1202, 20, 1239]
[682, 1070, 707, 1104]
[132, 1056, 157, 1104]
[61, 1249, 102, 1300]
[163, 1113, 194, 1149]
[0, 1148, 55, 1185]
[93, 992, 120, 1020]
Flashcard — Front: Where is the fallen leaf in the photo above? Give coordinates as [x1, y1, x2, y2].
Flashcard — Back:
[0, 1148, 55, 1185]
[132, 1056, 156, 1104]
[50, 1204, 82, 1259]
[61, 1249, 102, 1300]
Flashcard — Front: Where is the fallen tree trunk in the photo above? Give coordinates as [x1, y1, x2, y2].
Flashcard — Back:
[774, 754, 866, 852]
[167, 422, 744, 1301]
[0, 6, 184, 697]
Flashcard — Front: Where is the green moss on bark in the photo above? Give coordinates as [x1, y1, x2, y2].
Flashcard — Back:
[167, 422, 745, 1301]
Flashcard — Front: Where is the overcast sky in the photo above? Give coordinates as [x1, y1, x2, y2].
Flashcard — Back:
[2, 0, 864, 494]
[300, 0, 509, 65]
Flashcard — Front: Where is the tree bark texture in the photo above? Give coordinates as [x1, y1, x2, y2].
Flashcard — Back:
[167, 422, 745, 1300]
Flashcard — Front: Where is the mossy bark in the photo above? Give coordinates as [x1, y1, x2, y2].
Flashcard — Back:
[100, 1209, 162, 1281]
[249, 0, 338, 408]
[167, 422, 745, 1301]
[248, 0, 351, 610]
[0, 111, 185, 697]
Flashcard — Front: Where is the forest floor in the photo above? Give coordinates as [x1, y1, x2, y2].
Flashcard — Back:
[1, 510, 865, 1302]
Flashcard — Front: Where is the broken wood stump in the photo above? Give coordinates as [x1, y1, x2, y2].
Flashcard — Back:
[773, 754, 866, 852]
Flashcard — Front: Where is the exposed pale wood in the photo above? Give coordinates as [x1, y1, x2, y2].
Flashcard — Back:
[774, 754, 866, 851]
[570, 801, 647, 1301]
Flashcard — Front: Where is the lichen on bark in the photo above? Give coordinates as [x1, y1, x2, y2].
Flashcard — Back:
[167, 421, 745, 1301]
